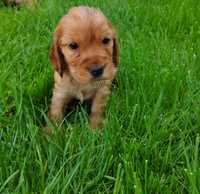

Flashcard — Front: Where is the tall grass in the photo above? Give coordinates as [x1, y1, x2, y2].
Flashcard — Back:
[0, 0, 200, 193]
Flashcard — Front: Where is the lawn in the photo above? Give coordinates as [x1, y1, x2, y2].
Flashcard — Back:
[0, 0, 200, 193]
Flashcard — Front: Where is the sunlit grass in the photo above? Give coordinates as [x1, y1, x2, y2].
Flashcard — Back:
[0, 0, 200, 193]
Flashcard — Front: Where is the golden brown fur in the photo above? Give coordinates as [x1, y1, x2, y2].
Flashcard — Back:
[48, 6, 118, 130]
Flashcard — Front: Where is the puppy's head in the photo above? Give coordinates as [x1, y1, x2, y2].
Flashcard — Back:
[50, 6, 118, 85]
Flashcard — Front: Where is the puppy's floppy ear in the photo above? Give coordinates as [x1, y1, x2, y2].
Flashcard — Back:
[49, 37, 68, 77]
[113, 37, 119, 67]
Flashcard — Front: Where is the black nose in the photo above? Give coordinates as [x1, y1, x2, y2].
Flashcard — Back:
[90, 66, 104, 77]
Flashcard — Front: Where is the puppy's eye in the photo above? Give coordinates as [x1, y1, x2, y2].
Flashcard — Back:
[102, 37, 111, 44]
[68, 42, 79, 49]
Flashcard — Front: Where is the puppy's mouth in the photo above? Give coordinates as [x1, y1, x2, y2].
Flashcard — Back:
[91, 76, 107, 81]
[90, 78, 108, 88]
[69, 62, 113, 85]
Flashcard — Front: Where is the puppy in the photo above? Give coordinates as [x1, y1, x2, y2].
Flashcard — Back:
[48, 6, 118, 130]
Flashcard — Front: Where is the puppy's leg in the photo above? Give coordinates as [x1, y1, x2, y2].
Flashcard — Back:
[49, 87, 71, 124]
[90, 86, 111, 129]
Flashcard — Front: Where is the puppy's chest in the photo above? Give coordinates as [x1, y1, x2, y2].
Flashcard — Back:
[73, 84, 96, 102]
[66, 80, 105, 102]
[55, 73, 107, 102]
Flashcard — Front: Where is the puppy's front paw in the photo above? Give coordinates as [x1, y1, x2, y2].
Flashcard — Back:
[43, 125, 53, 136]
[48, 110, 63, 124]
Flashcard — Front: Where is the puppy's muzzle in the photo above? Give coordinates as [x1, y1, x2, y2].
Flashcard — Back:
[89, 65, 104, 78]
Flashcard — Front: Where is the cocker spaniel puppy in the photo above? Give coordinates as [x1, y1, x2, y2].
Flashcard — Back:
[49, 6, 118, 130]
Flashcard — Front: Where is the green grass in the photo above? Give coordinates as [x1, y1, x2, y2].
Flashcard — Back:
[0, 0, 200, 193]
